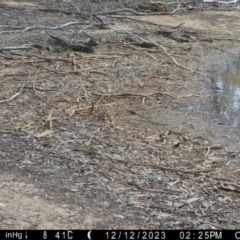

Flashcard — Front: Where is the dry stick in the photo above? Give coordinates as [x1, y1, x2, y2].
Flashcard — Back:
[33, 61, 109, 75]
[0, 21, 88, 34]
[100, 152, 211, 175]
[93, 91, 177, 99]
[194, 147, 206, 157]
[159, 44, 206, 76]
[100, 152, 136, 165]
[218, 183, 240, 194]
[224, 182, 240, 190]
[39, 6, 180, 18]
[179, 94, 207, 98]
[0, 54, 24, 60]
[125, 44, 169, 63]
[94, 7, 181, 16]
[201, 36, 240, 42]
[69, 107, 90, 117]
[69, 101, 116, 117]
[127, 179, 166, 193]
[87, 96, 103, 116]
[0, 83, 25, 104]
[124, 44, 159, 61]
[58, 62, 109, 75]
[79, 22, 111, 34]
[110, 25, 206, 76]
[124, 44, 158, 56]
[0, 46, 32, 50]
[24, 86, 57, 92]
[109, 16, 183, 27]
[45, 110, 58, 129]
[74, 52, 131, 58]
[12, 53, 72, 63]
[132, 163, 212, 175]
[18, 60, 52, 64]
[74, 55, 129, 60]
[31, 65, 60, 74]
[82, 86, 89, 99]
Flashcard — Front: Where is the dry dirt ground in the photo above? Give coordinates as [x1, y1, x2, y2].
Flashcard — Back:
[1, 0, 240, 230]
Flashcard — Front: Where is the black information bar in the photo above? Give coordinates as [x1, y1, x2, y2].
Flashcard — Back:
[0, 230, 239, 240]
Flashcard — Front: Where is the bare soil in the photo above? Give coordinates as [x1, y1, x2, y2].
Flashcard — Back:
[1, 0, 240, 229]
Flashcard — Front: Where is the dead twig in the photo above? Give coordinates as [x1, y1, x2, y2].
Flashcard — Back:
[89, 96, 103, 116]
[45, 110, 58, 129]
[218, 183, 240, 193]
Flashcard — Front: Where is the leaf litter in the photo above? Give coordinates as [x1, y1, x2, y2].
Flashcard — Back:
[0, 0, 240, 229]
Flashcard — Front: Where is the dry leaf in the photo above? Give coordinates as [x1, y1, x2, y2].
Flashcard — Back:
[186, 197, 199, 204]
[35, 129, 54, 138]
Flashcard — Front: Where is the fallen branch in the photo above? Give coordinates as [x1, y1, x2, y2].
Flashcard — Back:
[0, 45, 32, 50]
[111, 25, 206, 76]
[158, 43, 206, 76]
[109, 16, 184, 28]
[46, 30, 94, 53]
[92, 91, 177, 99]
[0, 22, 88, 34]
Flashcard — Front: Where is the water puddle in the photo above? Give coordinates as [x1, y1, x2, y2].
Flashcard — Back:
[212, 57, 240, 127]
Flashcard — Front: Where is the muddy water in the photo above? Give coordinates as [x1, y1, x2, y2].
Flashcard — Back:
[212, 58, 240, 127]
